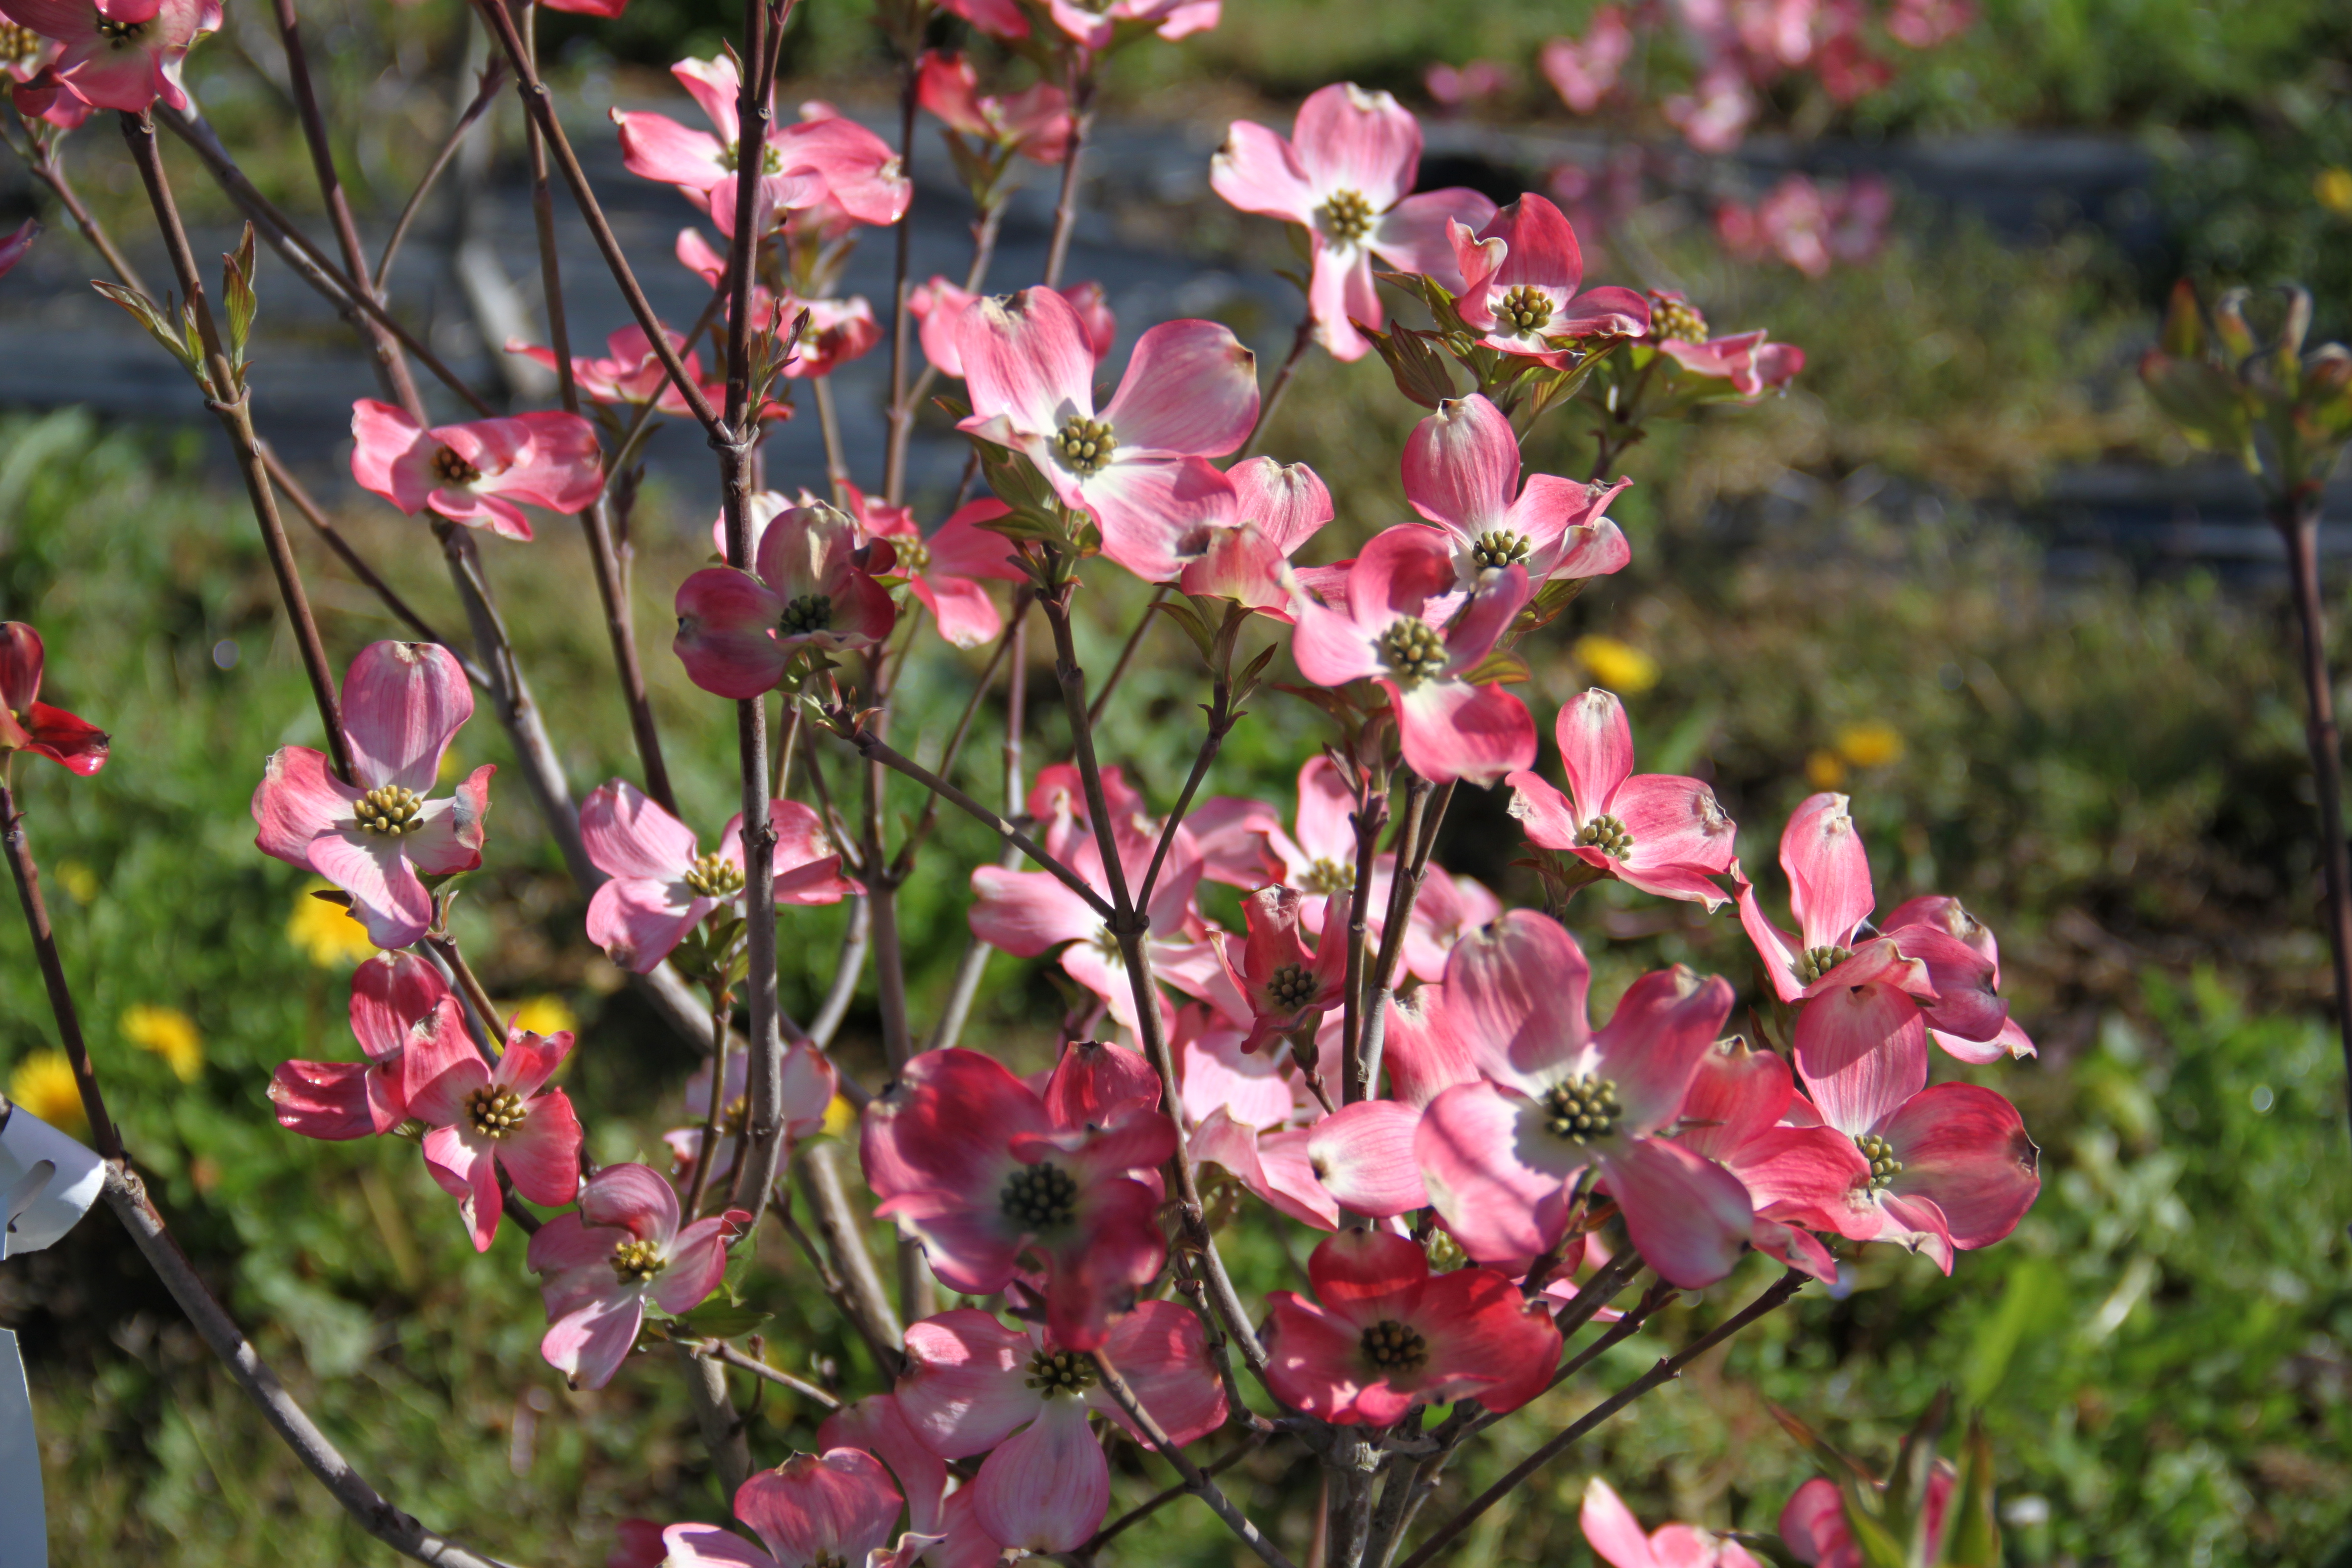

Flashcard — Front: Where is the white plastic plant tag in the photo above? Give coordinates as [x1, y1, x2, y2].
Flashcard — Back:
[0, 1328, 42, 1568]
[0, 1109, 103, 1261]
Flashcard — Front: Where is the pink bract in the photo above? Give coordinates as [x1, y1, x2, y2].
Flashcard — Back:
[1211, 82, 1497, 361]
[861, 1042, 1175, 1349]
[250, 640, 494, 950]
[909, 276, 1112, 380]
[916, 50, 1071, 163]
[1213, 885, 1351, 1054]
[1671, 1036, 1869, 1282]
[404, 1011, 583, 1253]
[1781, 1469, 1955, 1568]
[1263, 1229, 1560, 1424]
[1541, 7, 1633, 114]
[0, 620, 108, 774]
[675, 499, 899, 696]
[1406, 910, 1757, 1285]
[1449, 195, 1651, 365]
[1178, 456, 1335, 616]
[0, 0, 218, 112]
[1506, 687, 1737, 908]
[531, 1163, 747, 1389]
[841, 487, 1026, 650]
[505, 325, 723, 415]
[1402, 393, 1631, 592]
[0, 217, 33, 278]
[895, 1300, 1226, 1551]
[349, 399, 603, 540]
[269, 952, 452, 1141]
[1582, 1476, 1765, 1568]
[1288, 523, 1536, 786]
[664, 1448, 931, 1568]
[1656, 321, 1807, 397]
[956, 287, 1255, 583]
[581, 778, 858, 973]
[1045, 0, 1218, 52]
[663, 1038, 838, 1192]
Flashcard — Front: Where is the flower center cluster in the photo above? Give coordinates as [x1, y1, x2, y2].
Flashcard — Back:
[466, 1084, 528, 1140]
[778, 593, 834, 637]
[1540, 1073, 1621, 1144]
[353, 783, 426, 836]
[719, 139, 786, 176]
[93, 12, 147, 43]
[1794, 944, 1853, 984]
[1055, 416, 1117, 475]
[0, 21, 41, 61]
[430, 445, 482, 486]
[1024, 1348, 1097, 1397]
[1377, 617, 1448, 687]
[1496, 284, 1555, 334]
[1471, 529, 1531, 570]
[1856, 1132, 1905, 1192]
[1650, 295, 1708, 343]
[1302, 857, 1354, 896]
[1423, 1229, 1467, 1272]
[893, 537, 931, 574]
[1000, 1161, 1079, 1230]
[1359, 1318, 1427, 1371]
[1265, 961, 1318, 1011]
[1319, 188, 1375, 245]
[1574, 813, 1634, 859]
[683, 851, 745, 899]
[609, 1236, 666, 1284]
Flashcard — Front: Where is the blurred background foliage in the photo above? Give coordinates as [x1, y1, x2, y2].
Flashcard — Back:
[3, 0, 2352, 1564]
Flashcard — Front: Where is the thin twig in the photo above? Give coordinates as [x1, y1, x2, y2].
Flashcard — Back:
[1084, 585, 1167, 727]
[797, 1140, 907, 1377]
[1090, 1349, 1298, 1568]
[686, 1338, 842, 1410]
[118, 111, 351, 784]
[1083, 1433, 1266, 1552]
[1, 780, 123, 1159]
[683, 990, 733, 1220]
[1242, 313, 1316, 459]
[1392, 1270, 1809, 1568]
[1042, 64, 1094, 290]
[376, 59, 507, 294]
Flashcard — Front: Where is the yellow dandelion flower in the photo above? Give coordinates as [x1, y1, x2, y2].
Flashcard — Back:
[821, 1093, 858, 1137]
[7, 1050, 86, 1133]
[1805, 749, 1849, 790]
[52, 860, 99, 905]
[505, 995, 578, 1038]
[122, 1004, 203, 1082]
[1835, 722, 1905, 769]
[288, 882, 375, 968]
[2316, 167, 2352, 217]
[1572, 635, 1659, 695]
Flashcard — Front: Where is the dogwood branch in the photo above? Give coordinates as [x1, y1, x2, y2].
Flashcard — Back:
[687, 1337, 842, 1410]
[375, 58, 508, 293]
[1090, 1349, 1298, 1568]
[1392, 1269, 1810, 1568]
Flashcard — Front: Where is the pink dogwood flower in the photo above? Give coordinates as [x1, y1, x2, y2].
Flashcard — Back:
[1781, 1470, 1954, 1568]
[403, 1010, 584, 1252]
[581, 780, 857, 973]
[910, 276, 1112, 380]
[916, 50, 1071, 163]
[967, 795, 1239, 1030]
[664, 1041, 839, 1205]
[675, 500, 899, 697]
[251, 640, 493, 950]
[1177, 457, 1335, 616]
[1583, 1477, 1765, 1568]
[613, 54, 907, 233]
[1174, 1003, 1304, 1129]
[848, 490, 1025, 649]
[1646, 294, 1807, 397]
[1408, 911, 1757, 1284]
[1449, 195, 1651, 366]
[665, 1450, 931, 1568]
[528, 1162, 746, 1389]
[1214, 885, 1351, 1054]
[350, 400, 602, 541]
[1044, 0, 1218, 53]
[956, 287, 1254, 583]
[505, 325, 726, 415]
[1733, 792, 2010, 1075]
[1211, 83, 1496, 360]
[1507, 687, 1737, 907]
[1787, 1012, 2040, 1273]
[1264, 1229, 1561, 1424]
[1190, 1108, 1338, 1229]
[0, 0, 218, 112]
[1289, 523, 1536, 786]
[269, 952, 452, 1140]
[861, 1042, 1175, 1349]
[0, 620, 107, 775]
[895, 1301, 1225, 1553]
[1402, 394, 1631, 592]
[1541, 7, 1633, 113]
[1670, 1036, 1869, 1282]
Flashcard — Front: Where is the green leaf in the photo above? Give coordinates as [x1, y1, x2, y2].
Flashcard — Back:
[222, 222, 257, 367]
[1938, 1417, 2003, 1568]
[675, 1302, 775, 1340]
[1358, 321, 1458, 409]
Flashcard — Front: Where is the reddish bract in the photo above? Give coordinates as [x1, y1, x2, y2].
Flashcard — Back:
[0, 620, 108, 775]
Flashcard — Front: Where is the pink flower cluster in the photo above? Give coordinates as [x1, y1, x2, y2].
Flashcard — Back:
[1717, 173, 1894, 277]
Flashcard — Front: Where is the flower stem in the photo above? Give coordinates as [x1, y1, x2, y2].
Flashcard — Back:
[1091, 1348, 1300, 1568]
[0, 779, 122, 1160]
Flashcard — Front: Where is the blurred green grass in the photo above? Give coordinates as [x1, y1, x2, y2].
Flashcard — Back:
[3, 0, 2352, 1563]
